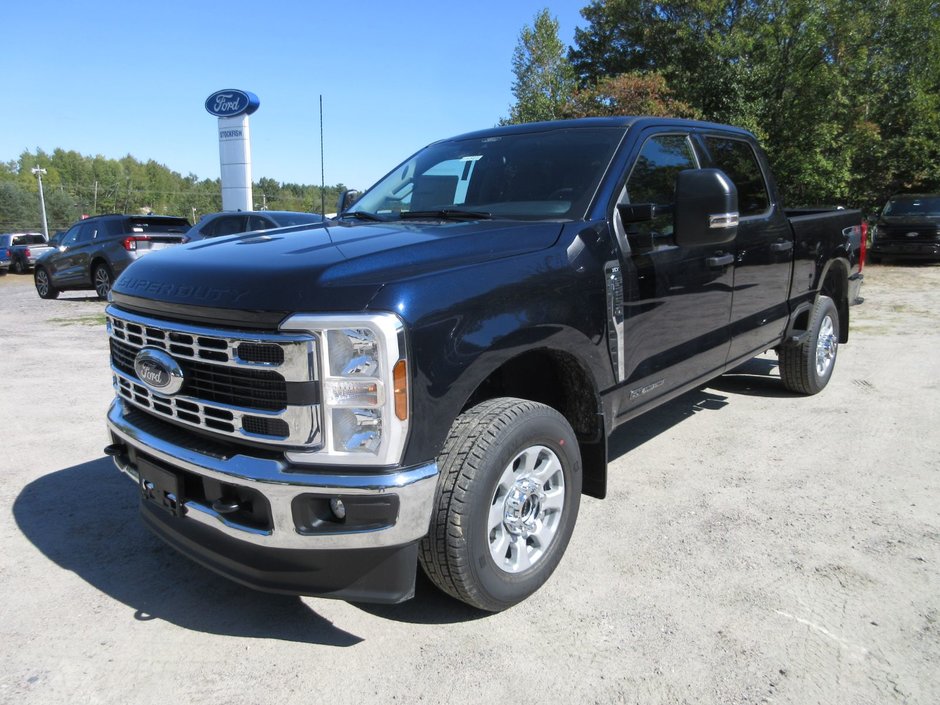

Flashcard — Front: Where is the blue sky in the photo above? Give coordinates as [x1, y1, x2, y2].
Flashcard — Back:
[3, 0, 588, 191]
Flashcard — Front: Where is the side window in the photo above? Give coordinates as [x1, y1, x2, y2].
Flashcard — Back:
[703, 137, 769, 216]
[76, 223, 96, 243]
[61, 225, 83, 247]
[208, 216, 247, 237]
[626, 134, 697, 206]
[622, 134, 697, 248]
[248, 215, 275, 231]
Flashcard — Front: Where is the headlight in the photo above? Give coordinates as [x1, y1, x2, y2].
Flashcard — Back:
[279, 313, 409, 466]
[871, 224, 880, 241]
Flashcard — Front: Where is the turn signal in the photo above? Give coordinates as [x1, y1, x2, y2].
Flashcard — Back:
[393, 359, 408, 420]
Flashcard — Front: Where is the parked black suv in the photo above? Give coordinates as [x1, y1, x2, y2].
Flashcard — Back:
[34, 214, 190, 300]
[869, 193, 940, 263]
[184, 210, 324, 241]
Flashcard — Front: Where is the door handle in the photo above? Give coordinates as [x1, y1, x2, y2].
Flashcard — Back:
[770, 240, 794, 253]
[706, 253, 734, 268]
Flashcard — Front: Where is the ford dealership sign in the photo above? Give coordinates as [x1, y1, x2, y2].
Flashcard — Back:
[205, 89, 260, 117]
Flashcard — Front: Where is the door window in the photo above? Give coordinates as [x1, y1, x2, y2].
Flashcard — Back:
[623, 134, 698, 248]
[703, 137, 769, 216]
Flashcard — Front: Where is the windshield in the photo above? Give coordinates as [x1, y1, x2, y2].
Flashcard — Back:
[883, 196, 940, 217]
[348, 127, 625, 221]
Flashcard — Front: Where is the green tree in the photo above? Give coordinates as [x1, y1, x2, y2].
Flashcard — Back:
[504, 9, 577, 124]
[567, 0, 940, 210]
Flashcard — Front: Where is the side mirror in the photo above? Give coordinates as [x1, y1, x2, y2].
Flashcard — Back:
[674, 169, 739, 247]
[336, 189, 361, 214]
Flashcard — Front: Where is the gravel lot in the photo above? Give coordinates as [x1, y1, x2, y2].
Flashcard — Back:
[0, 263, 937, 705]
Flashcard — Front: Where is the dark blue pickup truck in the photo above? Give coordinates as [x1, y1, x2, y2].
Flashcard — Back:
[102, 117, 864, 611]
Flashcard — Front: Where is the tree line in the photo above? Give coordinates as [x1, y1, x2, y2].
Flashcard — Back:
[506, 1, 940, 212]
[0, 149, 347, 234]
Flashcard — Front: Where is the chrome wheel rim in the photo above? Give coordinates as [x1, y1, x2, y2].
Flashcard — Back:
[94, 268, 111, 298]
[488, 445, 565, 574]
[815, 315, 837, 377]
[36, 270, 49, 296]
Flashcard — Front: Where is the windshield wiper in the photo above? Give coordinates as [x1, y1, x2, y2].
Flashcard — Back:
[399, 209, 492, 221]
[338, 211, 386, 222]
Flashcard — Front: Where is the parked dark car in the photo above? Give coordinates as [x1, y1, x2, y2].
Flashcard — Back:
[184, 210, 324, 242]
[869, 193, 940, 263]
[34, 214, 190, 300]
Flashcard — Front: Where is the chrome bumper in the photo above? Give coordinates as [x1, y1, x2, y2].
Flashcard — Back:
[106, 399, 438, 551]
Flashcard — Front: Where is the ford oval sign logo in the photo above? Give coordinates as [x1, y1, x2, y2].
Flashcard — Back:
[134, 348, 184, 396]
[205, 89, 260, 118]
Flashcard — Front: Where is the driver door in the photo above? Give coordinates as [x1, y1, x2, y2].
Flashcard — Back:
[612, 131, 735, 413]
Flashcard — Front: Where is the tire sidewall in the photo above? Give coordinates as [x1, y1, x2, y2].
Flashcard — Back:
[808, 296, 839, 392]
[94, 264, 113, 300]
[35, 268, 54, 299]
[463, 407, 582, 608]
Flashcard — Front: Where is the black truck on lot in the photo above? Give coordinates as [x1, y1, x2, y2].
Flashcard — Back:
[103, 117, 864, 611]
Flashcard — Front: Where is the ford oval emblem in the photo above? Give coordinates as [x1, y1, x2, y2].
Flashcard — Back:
[134, 348, 184, 396]
[205, 89, 260, 118]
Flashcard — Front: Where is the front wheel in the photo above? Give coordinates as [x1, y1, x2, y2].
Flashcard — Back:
[779, 295, 839, 394]
[93, 263, 113, 300]
[419, 398, 582, 612]
[34, 267, 59, 299]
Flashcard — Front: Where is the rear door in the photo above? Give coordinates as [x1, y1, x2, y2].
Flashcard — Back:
[610, 130, 735, 413]
[695, 133, 793, 360]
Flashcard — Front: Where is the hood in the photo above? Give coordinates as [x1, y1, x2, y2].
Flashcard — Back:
[112, 219, 564, 314]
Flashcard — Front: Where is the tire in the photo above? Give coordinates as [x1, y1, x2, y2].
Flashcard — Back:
[779, 295, 839, 395]
[868, 255, 881, 265]
[34, 267, 59, 299]
[12, 257, 26, 274]
[419, 397, 582, 612]
[93, 263, 113, 300]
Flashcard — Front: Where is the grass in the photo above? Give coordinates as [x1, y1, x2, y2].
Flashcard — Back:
[47, 314, 108, 327]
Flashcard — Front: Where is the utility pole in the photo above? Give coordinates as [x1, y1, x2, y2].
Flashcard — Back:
[31, 167, 49, 239]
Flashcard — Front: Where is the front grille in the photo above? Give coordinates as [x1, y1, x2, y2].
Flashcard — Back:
[111, 338, 287, 411]
[107, 306, 319, 448]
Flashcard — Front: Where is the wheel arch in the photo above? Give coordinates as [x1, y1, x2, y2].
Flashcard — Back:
[817, 257, 850, 343]
[459, 347, 608, 499]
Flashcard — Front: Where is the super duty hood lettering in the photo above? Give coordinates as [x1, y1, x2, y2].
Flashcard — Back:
[117, 276, 251, 305]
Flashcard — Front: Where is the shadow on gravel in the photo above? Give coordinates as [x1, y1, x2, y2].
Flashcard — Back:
[608, 388, 729, 461]
[13, 458, 362, 646]
[607, 358, 790, 461]
[709, 356, 794, 398]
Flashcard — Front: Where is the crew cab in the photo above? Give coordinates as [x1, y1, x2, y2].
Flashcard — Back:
[102, 118, 863, 611]
[2, 232, 49, 274]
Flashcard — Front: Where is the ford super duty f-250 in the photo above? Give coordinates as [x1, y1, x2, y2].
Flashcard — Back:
[103, 117, 864, 611]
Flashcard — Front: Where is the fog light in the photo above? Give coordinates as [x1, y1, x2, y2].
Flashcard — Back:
[329, 498, 346, 520]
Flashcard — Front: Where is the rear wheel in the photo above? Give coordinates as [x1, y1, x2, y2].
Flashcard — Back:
[419, 397, 582, 611]
[93, 263, 113, 300]
[34, 267, 59, 299]
[12, 257, 26, 274]
[779, 295, 839, 394]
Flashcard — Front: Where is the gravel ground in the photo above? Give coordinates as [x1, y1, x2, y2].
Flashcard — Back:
[0, 263, 937, 705]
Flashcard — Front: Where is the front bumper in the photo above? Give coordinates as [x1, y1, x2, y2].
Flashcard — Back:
[106, 398, 438, 602]
[870, 240, 940, 260]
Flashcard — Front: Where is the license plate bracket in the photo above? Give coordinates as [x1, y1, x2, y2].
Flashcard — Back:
[138, 458, 185, 517]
